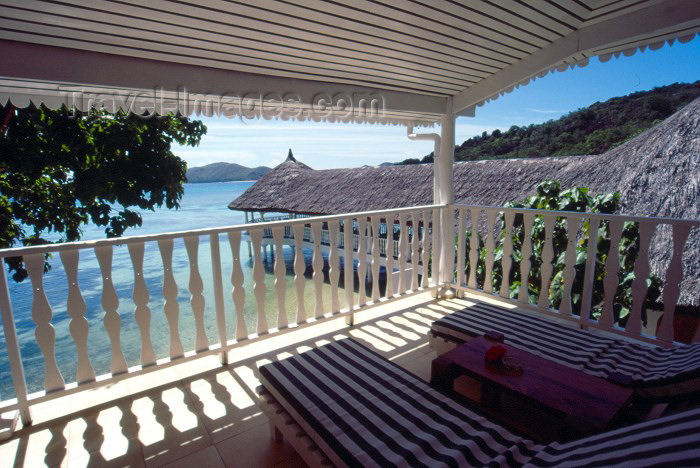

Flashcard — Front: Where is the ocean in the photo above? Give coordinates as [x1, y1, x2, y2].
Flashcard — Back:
[0, 181, 340, 398]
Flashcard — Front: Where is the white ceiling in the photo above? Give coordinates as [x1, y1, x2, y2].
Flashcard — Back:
[0, 0, 698, 123]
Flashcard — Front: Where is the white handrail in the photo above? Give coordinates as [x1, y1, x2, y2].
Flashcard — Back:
[448, 204, 699, 346]
[0, 205, 444, 422]
[0, 204, 445, 257]
[451, 204, 700, 226]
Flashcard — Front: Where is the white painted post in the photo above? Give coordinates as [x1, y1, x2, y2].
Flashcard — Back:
[126, 243, 156, 368]
[228, 232, 248, 340]
[272, 227, 288, 329]
[61, 249, 98, 381]
[386, 217, 395, 296]
[158, 239, 185, 357]
[438, 98, 456, 292]
[483, 210, 497, 294]
[311, 222, 324, 318]
[185, 236, 209, 352]
[250, 229, 269, 335]
[209, 233, 228, 363]
[0, 263, 31, 425]
[94, 247, 128, 375]
[500, 212, 515, 299]
[657, 224, 691, 342]
[406, 123, 441, 296]
[343, 217, 354, 325]
[328, 220, 341, 313]
[292, 224, 307, 324]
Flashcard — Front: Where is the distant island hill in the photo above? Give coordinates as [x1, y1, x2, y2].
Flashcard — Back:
[186, 162, 271, 183]
[230, 95, 700, 307]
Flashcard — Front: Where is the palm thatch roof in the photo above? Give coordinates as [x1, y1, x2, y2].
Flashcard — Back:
[230, 97, 700, 305]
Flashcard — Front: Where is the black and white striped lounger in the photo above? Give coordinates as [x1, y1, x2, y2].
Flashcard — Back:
[257, 338, 700, 467]
[430, 301, 700, 398]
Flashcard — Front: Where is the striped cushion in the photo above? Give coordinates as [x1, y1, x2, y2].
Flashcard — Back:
[259, 338, 542, 468]
[527, 407, 700, 467]
[259, 338, 700, 467]
[431, 302, 700, 389]
[591, 341, 700, 386]
[431, 302, 618, 375]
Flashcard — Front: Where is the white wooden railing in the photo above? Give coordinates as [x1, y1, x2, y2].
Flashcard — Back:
[449, 205, 700, 345]
[0, 205, 442, 424]
[1, 201, 698, 426]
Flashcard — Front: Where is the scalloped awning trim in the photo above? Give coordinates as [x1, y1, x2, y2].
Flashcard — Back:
[476, 32, 698, 109]
[0, 79, 439, 127]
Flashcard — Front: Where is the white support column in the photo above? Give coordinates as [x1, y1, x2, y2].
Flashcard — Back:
[406, 120, 442, 297]
[438, 97, 456, 296]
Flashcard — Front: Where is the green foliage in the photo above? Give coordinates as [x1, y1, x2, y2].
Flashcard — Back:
[462, 181, 662, 325]
[454, 81, 700, 161]
[393, 81, 700, 166]
[0, 104, 206, 281]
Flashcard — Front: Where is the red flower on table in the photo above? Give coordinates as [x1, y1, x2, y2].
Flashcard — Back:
[485, 345, 507, 363]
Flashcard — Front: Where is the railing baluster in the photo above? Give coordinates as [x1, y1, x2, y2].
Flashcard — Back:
[580, 218, 600, 325]
[398, 212, 408, 294]
[311, 222, 324, 319]
[410, 211, 420, 292]
[250, 228, 268, 334]
[125, 243, 156, 368]
[328, 220, 341, 312]
[26, 253, 65, 391]
[292, 224, 307, 323]
[456, 208, 466, 288]
[386, 217, 395, 296]
[431, 208, 441, 288]
[158, 239, 185, 357]
[500, 211, 515, 298]
[371, 215, 381, 300]
[657, 224, 691, 342]
[626, 221, 656, 336]
[538, 214, 556, 310]
[227, 232, 248, 340]
[60, 250, 97, 381]
[468, 209, 480, 290]
[560, 217, 577, 316]
[421, 209, 431, 289]
[95, 246, 128, 374]
[272, 227, 288, 329]
[343, 217, 354, 315]
[518, 214, 535, 304]
[600, 219, 624, 327]
[0, 264, 31, 424]
[356, 216, 368, 306]
[483, 210, 497, 294]
[209, 233, 228, 362]
[184, 236, 209, 351]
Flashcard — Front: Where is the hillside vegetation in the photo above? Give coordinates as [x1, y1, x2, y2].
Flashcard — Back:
[186, 162, 271, 183]
[398, 81, 700, 165]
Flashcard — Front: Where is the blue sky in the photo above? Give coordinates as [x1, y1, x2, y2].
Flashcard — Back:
[177, 39, 699, 170]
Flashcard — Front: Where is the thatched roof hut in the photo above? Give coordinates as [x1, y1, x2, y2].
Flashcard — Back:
[230, 97, 700, 305]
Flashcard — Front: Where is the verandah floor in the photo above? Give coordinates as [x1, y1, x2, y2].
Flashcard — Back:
[1, 291, 492, 467]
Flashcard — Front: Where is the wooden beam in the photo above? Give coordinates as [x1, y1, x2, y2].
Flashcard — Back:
[453, 0, 700, 114]
[0, 40, 446, 116]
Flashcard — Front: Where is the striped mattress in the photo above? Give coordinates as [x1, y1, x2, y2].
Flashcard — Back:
[431, 302, 700, 390]
[258, 338, 700, 467]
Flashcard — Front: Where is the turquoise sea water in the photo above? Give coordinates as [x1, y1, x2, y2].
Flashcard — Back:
[0, 182, 342, 399]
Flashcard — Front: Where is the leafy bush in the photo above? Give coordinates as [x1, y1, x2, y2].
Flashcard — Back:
[462, 180, 662, 325]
